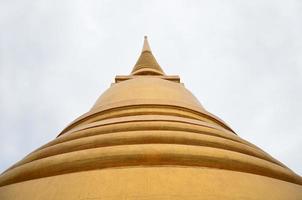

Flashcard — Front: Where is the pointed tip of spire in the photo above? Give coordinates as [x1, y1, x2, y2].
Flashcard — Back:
[142, 35, 152, 52]
[131, 36, 165, 75]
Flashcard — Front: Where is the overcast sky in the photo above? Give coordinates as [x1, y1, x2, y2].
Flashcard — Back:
[0, 0, 301, 176]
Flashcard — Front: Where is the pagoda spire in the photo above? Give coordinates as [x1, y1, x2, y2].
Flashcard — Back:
[142, 35, 151, 52]
[131, 36, 165, 75]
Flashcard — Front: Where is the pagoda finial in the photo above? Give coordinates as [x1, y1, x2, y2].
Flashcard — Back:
[142, 36, 152, 52]
[131, 36, 165, 75]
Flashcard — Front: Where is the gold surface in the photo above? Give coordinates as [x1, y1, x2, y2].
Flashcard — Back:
[131, 36, 164, 75]
[1, 167, 302, 200]
[1, 37, 301, 199]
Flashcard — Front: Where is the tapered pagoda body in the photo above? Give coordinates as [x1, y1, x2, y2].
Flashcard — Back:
[0, 37, 302, 199]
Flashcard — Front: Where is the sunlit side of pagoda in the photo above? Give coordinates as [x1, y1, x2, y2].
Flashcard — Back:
[0, 37, 301, 199]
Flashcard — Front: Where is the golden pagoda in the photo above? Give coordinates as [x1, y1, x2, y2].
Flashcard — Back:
[0, 37, 302, 199]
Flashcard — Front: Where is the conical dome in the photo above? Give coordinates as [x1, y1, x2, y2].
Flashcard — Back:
[0, 37, 302, 199]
